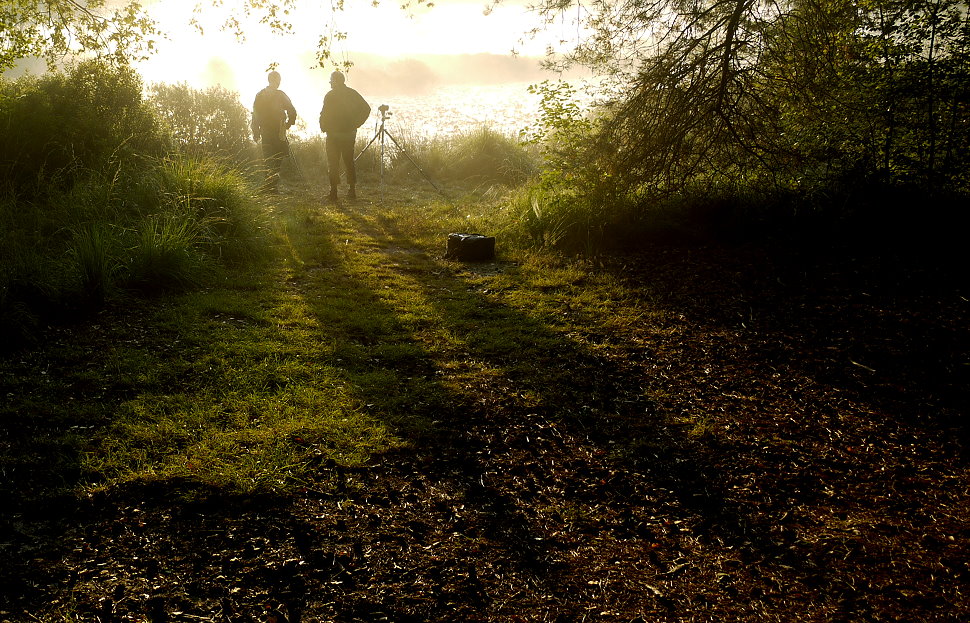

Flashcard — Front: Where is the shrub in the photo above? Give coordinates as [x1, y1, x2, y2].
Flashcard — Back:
[0, 60, 169, 199]
[148, 82, 252, 160]
[504, 174, 604, 254]
[0, 152, 271, 345]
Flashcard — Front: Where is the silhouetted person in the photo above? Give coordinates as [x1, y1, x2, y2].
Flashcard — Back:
[252, 70, 297, 193]
[319, 71, 371, 201]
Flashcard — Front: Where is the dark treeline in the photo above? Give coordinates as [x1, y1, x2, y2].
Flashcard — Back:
[522, 0, 970, 250]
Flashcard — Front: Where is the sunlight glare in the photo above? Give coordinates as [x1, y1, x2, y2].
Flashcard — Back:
[135, 1, 582, 137]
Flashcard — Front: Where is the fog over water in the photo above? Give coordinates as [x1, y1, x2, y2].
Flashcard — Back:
[4, 1, 597, 139]
[197, 51, 589, 139]
[361, 82, 541, 139]
[4, 51, 592, 139]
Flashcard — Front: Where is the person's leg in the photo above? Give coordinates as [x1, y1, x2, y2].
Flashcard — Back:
[342, 132, 358, 200]
[325, 135, 341, 200]
[261, 141, 283, 192]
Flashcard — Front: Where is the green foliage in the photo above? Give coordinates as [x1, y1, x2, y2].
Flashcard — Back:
[0, 150, 270, 346]
[0, 60, 169, 198]
[0, 0, 160, 71]
[522, 80, 595, 162]
[444, 126, 538, 186]
[500, 170, 643, 255]
[152, 157, 271, 265]
[287, 135, 329, 186]
[359, 125, 539, 189]
[69, 223, 122, 305]
[509, 181, 575, 249]
[148, 82, 253, 159]
[516, 0, 970, 249]
[125, 213, 208, 291]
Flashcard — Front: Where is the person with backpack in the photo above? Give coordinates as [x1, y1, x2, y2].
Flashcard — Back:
[252, 70, 297, 193]
[319, 71, 371, 202]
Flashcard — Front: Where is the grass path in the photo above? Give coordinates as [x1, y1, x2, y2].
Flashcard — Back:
[1, 187, 967, 621]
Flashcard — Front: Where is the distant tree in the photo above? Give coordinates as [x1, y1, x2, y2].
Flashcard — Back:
[0, 60, 168, 197]
[148, 83, 252, 159]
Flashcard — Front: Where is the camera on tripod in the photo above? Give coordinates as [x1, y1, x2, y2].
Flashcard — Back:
[355, 103, 443, 198]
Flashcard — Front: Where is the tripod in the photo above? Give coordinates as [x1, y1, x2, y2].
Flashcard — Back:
[354, 104, 445, 200]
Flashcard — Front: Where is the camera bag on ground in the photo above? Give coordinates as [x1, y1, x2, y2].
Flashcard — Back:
[445, 233, 496, 262]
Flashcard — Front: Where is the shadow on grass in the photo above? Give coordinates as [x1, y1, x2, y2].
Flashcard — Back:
[0, 190, 965, 621]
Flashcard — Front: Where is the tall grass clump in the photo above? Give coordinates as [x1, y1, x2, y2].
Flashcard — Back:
[124, 213, 206, 291]
[69, 223, 123, 305]
[288, 135, 328, 184]
[1, 62, 273, 346]
[151, 157, 270, 265]
[358, 124, 538, 190]
[445, 125, 538, 187]
[503, 175, 611, 255]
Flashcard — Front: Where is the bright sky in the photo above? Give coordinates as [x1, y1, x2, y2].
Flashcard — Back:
[137, 1, 570, 88]
[133, 0, 581, 134]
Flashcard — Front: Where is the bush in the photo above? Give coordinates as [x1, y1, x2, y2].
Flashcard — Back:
[0, 64, 274, 347]
[0, 153, 270, 348]
[148, 83, 252, 160]
[351, 124, 538, 189]
[0, 60, 169, 198]
[503, 174, 607, 254]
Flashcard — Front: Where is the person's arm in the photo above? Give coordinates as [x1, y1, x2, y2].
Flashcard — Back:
[251, 95, 261, 141]
[354, 91, 371, 128]
[319, 92, 331, 133]
[282, 92, 297, 128]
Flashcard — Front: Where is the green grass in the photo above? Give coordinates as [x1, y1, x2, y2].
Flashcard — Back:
[0, 181, 652, 503]
[0, 154, 273, 342]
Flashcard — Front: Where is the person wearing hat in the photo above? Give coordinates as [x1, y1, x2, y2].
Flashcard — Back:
[252, 70, 297, 193]
[319, 70, 371, 201]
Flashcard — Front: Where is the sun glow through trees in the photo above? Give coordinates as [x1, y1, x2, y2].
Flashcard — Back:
[134, 1, 583, 137]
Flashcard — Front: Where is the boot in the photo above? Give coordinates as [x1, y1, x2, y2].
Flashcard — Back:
[327, 187, 338, 203]
[348, 185, 357, 201]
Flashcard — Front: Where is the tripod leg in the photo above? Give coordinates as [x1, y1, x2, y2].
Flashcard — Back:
[380, 128, 386, 202]
[354, 131, 380, 162]
[288, 152, 311, 190]
[384, 131, 446, 195]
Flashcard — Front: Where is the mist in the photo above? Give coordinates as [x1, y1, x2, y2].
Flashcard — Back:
[200, 57, 239, 94]
[2, 49, 588, 140]
[294, 51, 568, 97]
[249, 52, 585, 137]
